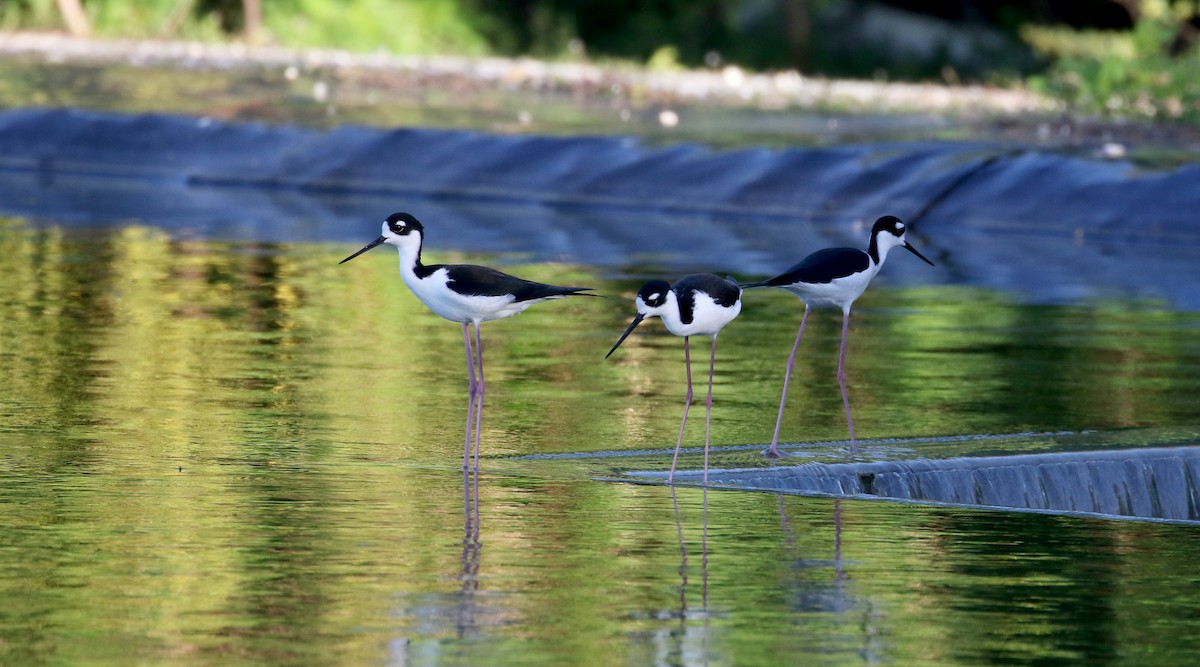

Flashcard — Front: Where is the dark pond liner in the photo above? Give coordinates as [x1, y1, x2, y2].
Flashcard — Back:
[2, 108, 1200, 307]
[641, 446, 1200, 524]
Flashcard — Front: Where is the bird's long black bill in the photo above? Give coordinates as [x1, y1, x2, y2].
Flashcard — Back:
[339, 236, 386, 264]
[606, 313, 646, 359]
[904, 242, 935, 266]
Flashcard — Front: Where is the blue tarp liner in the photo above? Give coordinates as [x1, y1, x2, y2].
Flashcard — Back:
[657, 446, 1200, 523]
[1, 108, 1197, 307]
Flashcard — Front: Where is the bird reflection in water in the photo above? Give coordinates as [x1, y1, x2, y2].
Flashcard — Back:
[668, 485, 712, 662]
[457, 388, 484, 639]
[776, 496, 884, 660]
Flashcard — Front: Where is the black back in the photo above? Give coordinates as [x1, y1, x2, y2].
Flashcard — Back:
[755, 247, 870, 287]
[444, 264, 592, 301]
[744, 215, 911, 288]
[672, 274, 740, 325]
[388, 211, 591, 298]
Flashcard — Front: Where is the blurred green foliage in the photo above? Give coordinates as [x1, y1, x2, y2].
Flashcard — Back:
[0, 0, 489, 51]
[4, 0, 1200, 122]
[0, 0, 60, 31]
[264, 0, 488, 55]
[1, 0, 223, 39]
[1027, 3, 1200, 121]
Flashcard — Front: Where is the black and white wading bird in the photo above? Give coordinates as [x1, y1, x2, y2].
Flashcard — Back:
[607, 274, 743, 484]
[340, 212, 594, 468]
[745, 215, 934, 457]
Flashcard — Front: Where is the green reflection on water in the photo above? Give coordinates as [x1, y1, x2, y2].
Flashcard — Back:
[2, 216, 1200, 665]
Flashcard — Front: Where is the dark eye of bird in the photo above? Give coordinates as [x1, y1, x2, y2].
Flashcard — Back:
[390, 222, 407, 234]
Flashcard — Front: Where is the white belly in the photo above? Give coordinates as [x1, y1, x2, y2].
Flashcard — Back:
[402, 268, 532, 323]
[660, 293, 741, 337]
[781, 267, 877, 310]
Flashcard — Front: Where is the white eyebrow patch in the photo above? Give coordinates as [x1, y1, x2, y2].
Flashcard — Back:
[648, 292, 661, 301]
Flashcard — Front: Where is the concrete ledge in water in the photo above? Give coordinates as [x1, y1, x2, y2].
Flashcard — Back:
[641, 446, 1200, 523]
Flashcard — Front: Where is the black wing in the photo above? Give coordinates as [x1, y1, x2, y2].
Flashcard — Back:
[673, 274, 741, 325]
[750, 248, 870, 287]
[444, 264, 592, 301]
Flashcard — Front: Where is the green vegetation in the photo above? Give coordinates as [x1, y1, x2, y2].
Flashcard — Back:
[3, 0, 1200, 122]
[1027, 1, 1200, 120]
[265, 0, 488, 55]
[0, 0, 489, 52]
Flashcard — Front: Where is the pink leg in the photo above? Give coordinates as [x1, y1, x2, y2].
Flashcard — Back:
[462, 392, 477, 472]
[463, 322, 477, 395]
[837, 308, 857, 453]
[701, 485, 709, 608]
[702, 334, 717, 486]
[668, 336, 694, 483]
[462, 454, 477, 540]
[462, 323, 476, 471]
[474, 321, 486, 397]
[769, 306, 810, 457]
[472, 322, 485, 473]
[471, 389, 484, 474]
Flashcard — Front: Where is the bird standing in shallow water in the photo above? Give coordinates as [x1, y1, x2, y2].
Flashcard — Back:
[744, 215, 934, 457]
[340, 212, 594, 469]
[607, 274, 742, 484]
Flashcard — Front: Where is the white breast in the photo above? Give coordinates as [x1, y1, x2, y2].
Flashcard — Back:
[659, 292, 741, 337]
[782, 263, 880, 310]
[400, 266, 532, 324]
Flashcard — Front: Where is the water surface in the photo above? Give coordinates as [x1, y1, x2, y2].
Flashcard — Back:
[3, 216, 1200, 665]
[2, 62, 1199, 664]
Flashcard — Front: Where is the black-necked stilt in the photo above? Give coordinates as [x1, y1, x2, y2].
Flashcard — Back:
[745, 215, 934, 457]
[607, 274, 742, 484]
[340, 212, 594, 468]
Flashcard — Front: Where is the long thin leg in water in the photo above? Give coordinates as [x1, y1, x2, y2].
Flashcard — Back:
[837, 307, 857, 452]
[462, 323, 477, 471]
[668, 336, 694, 483]
[474, 321, 486, 397]
[472, 321, 485, 473]
[702, 334, 717, 486]
[472, 395, 483, 473]
[701, 485, 709, 611]
[463, 322, 477, 394]
[769, 306, 810, 457]
[463, 390, 480, 472]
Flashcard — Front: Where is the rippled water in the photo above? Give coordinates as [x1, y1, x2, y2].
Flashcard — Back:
[3, 215, 1200, 665]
